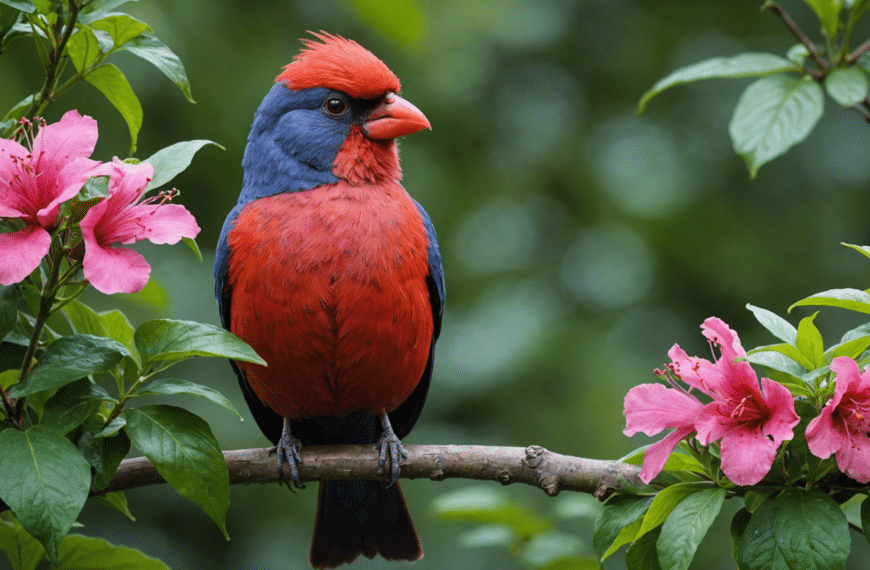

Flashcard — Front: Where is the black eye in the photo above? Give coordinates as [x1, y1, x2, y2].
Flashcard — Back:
[324, 98, 347, 115]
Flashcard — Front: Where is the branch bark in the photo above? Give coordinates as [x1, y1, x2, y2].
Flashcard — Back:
[98, 445, 642, 500]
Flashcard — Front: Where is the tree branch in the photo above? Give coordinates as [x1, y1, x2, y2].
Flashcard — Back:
[765, 3, 829, 73]
[98, 445, 642, 499]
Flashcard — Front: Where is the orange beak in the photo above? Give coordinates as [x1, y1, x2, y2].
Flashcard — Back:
[364, 93, 431, 140]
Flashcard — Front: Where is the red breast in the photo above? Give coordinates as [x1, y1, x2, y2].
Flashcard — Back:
[226, 181, 433, 419]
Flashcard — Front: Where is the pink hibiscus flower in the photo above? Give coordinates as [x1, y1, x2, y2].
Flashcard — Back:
[624, 317, 799, 485]
[806, 356, 870, 483]
[79, 158, 200, 294]
[0, 111, 104, 285]
[690, 318, 799, 485]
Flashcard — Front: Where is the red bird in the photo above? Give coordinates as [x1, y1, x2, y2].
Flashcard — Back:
[214, 33, 444, 568]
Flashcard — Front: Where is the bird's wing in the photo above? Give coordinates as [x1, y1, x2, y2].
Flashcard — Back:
[387, 199, 444, 439]
[215, 203, 285, 445]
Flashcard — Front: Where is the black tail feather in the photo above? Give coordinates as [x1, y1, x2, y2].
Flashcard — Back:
[309, 480, 422, 569]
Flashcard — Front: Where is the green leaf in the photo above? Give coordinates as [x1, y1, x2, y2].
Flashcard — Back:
[656, 488, 726, 570]
[592, 494, 652, 560]
[795, 312, 825, 370]
[143, 139, 223, 191]
[638, 53, 797, 113]
[862, 496, 870, 547]
[78, 427, 130, 490]
[0, 426, 91, 564]
[625, 525, 662, 570]
[0, 514, 44, 570]
[738, 488, 849, 570]
[0, 284, 20, 342]
[748, 343, 815, 372]
[731, 507, 752, 561]
[842, 242, 870, 261]
[431, 486, 552, 537]
[8, 334, 129, 397]
[602, 517, 643, 560]
[63, 300, 140, 366]
[825, 332, 870, 361]
[2, 93, 35, 123]
[729, 75, 824, 178]
[746, 303, 797, 344]
[805, 0, 844, 39]
[87, 13, 149, 48]
[84, 64, 142, 154]
[40, 379, 110, 435]
[134, 319, 265, 367]
[786, 43, 810, 65]
[637, 483, 711, 541]
[65, 25, 104, 72]
[0, 369, 18, 391]
[125, 405, 229, 539]
[53, 534, 169, 570]
[93, 492, 135, 522]
[789, 288, 870, 314]
[0, 0, 36, 12]
[136, 377, 242, 418]
[74, 175, 110, 205]
[825, 66, 869, 106]
[121, 33, 194, 103]
[81, 0, 138, 14]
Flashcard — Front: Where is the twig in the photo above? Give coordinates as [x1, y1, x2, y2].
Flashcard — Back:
[765, 3, 829, 72]
[847, 37, 870, 65]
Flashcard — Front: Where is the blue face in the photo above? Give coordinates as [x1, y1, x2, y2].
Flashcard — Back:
[239, 84, 382, 203]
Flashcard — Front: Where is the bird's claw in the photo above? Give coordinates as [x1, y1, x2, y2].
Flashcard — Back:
[377, 414, 407, 487]
[272, 420, 305, 490]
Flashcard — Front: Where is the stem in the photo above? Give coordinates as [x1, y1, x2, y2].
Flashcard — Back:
[19, 0, 81, 122]
[765, 3, 829, 72]
[847, 37, 870, 65]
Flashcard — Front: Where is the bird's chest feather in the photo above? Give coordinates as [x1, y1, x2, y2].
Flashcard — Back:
[226, 182, 433, 419]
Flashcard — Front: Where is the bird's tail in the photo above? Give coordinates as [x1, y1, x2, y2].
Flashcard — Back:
[309, 480, 422, 569]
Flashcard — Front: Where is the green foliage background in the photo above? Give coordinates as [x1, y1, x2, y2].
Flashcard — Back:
[5, 0, 870, 568]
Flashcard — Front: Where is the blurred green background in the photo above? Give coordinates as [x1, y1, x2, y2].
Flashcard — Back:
[5, 0, 870, 568]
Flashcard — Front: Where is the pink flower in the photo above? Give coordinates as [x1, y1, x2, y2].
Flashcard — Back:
[79, 158, 200, 294]
[690, 318, 799, 485]
[0, 111, 104, 284]
[806, 356, 870, 483]
[624, 317, 800, 486]
[624, 382, 704, 483]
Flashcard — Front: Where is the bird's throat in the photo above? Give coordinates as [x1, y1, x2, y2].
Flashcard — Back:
[332, 126, 401, 186]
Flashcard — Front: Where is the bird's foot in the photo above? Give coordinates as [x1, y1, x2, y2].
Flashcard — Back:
[270, 418, 304, 489]
[377, 413, 407, 487]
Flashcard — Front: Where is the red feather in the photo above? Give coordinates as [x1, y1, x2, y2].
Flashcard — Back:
[226, 181, 433, 420]
[276, 31, 401, 99]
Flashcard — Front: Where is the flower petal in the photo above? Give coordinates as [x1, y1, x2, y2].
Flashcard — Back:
[0, 225, 51, 285]
[128, 203, 201, 244]
[837, 434, 870, 484]
[83, 242, 151, 294]
[702, 317, 746, 361]
[806, 408, 844, 460]
[36, 157, 108, 228]
[694, 401, 731, 445]
[0, 138, 32, 218]
[639, 426, 695, 484]
[667, 344, 721, 395]
[623, 383, 702, 437]
[719, 426, 778, 485]
[30, 110, 98, 182]
[759, 378, 799, 444]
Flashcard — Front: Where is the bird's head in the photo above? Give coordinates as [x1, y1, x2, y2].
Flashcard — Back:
[244, 32, 430, 191]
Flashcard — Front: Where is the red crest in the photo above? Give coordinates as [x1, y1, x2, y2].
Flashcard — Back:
[276, 31, 401, 99]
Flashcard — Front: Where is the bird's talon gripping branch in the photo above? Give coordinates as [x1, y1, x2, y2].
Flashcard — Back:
[377, 413, 407, 486]
[275, 418, 305, 489]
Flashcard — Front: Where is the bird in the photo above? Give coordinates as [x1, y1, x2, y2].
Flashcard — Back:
[214, 32, 444, 569]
